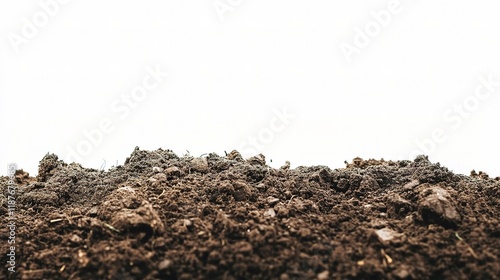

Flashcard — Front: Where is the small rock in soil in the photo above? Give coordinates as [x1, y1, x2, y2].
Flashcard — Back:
[417, 183, 461, 228]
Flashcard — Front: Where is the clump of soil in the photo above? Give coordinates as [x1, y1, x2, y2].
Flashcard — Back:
[1, 148, 499, 279]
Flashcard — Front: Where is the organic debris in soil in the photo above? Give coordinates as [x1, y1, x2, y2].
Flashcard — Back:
[1, 148, 499, 279]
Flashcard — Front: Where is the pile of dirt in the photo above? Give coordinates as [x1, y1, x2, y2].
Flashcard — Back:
[1, 148, 499, 279]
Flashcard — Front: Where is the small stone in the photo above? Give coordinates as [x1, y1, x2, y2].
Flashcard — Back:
[77, 249, 89, 266]
[183, 219, 192, 227]
[280, 273, 290, 280]
[165, 166, 181, 178]
[88, 206, 98, 217]
[152, 166, 163, 173]
[69, 234, 82, 244]
[148, 178, 158, 185]
[417, 184, 461, 228]
[375, 227, 401, 242]
[317, 270, 329, 280]
[393, 266, 410, 279]
[264, 208, 276, 217]
[191, 158, 209, 173]
[267, 196, 280, 206]
[158, 259, 172, 271]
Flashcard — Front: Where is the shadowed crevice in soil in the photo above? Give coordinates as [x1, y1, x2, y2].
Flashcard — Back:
[1, 148, 499, 279]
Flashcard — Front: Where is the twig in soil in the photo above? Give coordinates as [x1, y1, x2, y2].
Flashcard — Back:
[153, 151, 166, 163]
[381, 249, 393, 266]
[23, 269, 48, 276]
[455, 232, 479, 259]
[50, 218, 63, 223]
[65, 213, 74, 225]
[103, 223, 121, 233]
[157, 189, 166, 199]
[288, 195, 296, 206]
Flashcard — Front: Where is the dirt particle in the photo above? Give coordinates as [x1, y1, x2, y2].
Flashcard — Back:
[280, 273, 290, 280]
[317, 270, 329, 280]
[165, 166, 181, 179]
[77, 249, 89, 267]
[393, 266, 411, 279]
[417, 184, 461, 228]
[402, 179, 420, 190]
[357, 175, 380, 196]
[69, 234, 83, 245]
[183, 219, 192, 227]
[264, 208, 276, 217]
[234, 241, 253, 254]
[246, 154, 266, 166]
[387, 194, 413, 218]
[37, 153, 65, 182]
[190, 157, 209, 173]
[158, 259, 173, 271]
[280, 160, 291, 170]
[179, 273, 193, 280]
[232, 180, 253, 201]
[151, 172, 167, 182]
[267, 196, 280, 206]
[152, 166, 163, 173]
[374, 227, 403, 243]
[226, 150, 243, 161]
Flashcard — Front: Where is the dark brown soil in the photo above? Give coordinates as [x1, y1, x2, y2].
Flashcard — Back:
[1, 148, 499, 279]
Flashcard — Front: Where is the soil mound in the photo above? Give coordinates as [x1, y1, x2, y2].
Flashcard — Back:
[1, 148, 499, 279]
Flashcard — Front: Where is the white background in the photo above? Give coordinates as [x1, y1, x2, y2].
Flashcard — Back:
[1, 0, 499, 176]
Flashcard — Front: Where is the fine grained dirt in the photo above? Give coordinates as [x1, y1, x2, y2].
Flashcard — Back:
[1, 148, 499, 280]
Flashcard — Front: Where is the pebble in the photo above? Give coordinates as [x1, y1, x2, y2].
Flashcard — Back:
[375, 227, 401, 243]
[418, 184, 461, 227]
[267, 196, 280, 206]
[317, 270, 329, 280]
[183, 219, 192, 227]
[264, 208, 276, 217]
[158, 259, 172, 271]
[247, 154, 266, 166]
[152, 166, 163, 173]
[191, 158, 209, 173]
[165, 166, 181, 178]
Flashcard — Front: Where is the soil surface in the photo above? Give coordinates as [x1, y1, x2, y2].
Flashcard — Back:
[1, 148, 499, 279]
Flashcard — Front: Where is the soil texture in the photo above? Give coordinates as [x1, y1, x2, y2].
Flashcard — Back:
[1, 148, 499, 279]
